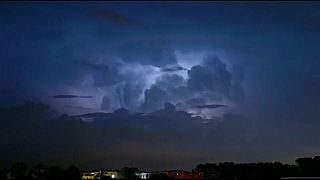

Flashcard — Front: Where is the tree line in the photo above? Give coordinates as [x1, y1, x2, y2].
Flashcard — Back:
[195, 156, 320, 179]
[1, 156, 320, 179]
[0, 163, 81, 180]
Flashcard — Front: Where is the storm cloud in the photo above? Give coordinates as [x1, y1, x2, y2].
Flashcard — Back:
[187, 56, 232, 97]
[2, 102, 320, 170]
[136, 55, 238, 117]
[140, 85, 169, 112]
[1, 2, 320, 170]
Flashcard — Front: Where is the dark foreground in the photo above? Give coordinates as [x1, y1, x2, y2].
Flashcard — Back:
[1, 156, 320, 179]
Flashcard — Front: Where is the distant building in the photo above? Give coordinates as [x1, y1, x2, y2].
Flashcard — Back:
[81, 170, 99, 179]
[135, 172, 151, 179]
[102, 170, 121, 179]
[81, 169, 203, 179]
[81, 169, 121, 179]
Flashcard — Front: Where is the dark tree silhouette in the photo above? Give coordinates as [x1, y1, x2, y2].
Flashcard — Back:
[27, 164, 47, 180]
[120, 167, 139, 179]
[43, 166, 66, 180]
[0, 167, 7, 179]
[65, 165, 81, 179]
[296, 157, 313, 176]
[10, 162, 27, 179]
[295, 156, 320, 177]
[196, 161, 300, 180]
[196, 163, 221, 179]
[313, 156, 320, 176]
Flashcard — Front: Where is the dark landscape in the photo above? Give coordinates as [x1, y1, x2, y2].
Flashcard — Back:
[1, 156, 320, 179]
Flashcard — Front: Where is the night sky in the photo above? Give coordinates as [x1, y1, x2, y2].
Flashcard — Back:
[1, 2, 320, 171]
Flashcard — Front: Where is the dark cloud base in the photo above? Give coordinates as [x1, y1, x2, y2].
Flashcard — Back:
[1, 102, 319, 170]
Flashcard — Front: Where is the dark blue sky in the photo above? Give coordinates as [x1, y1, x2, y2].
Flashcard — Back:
[1, 2, 320, 170]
